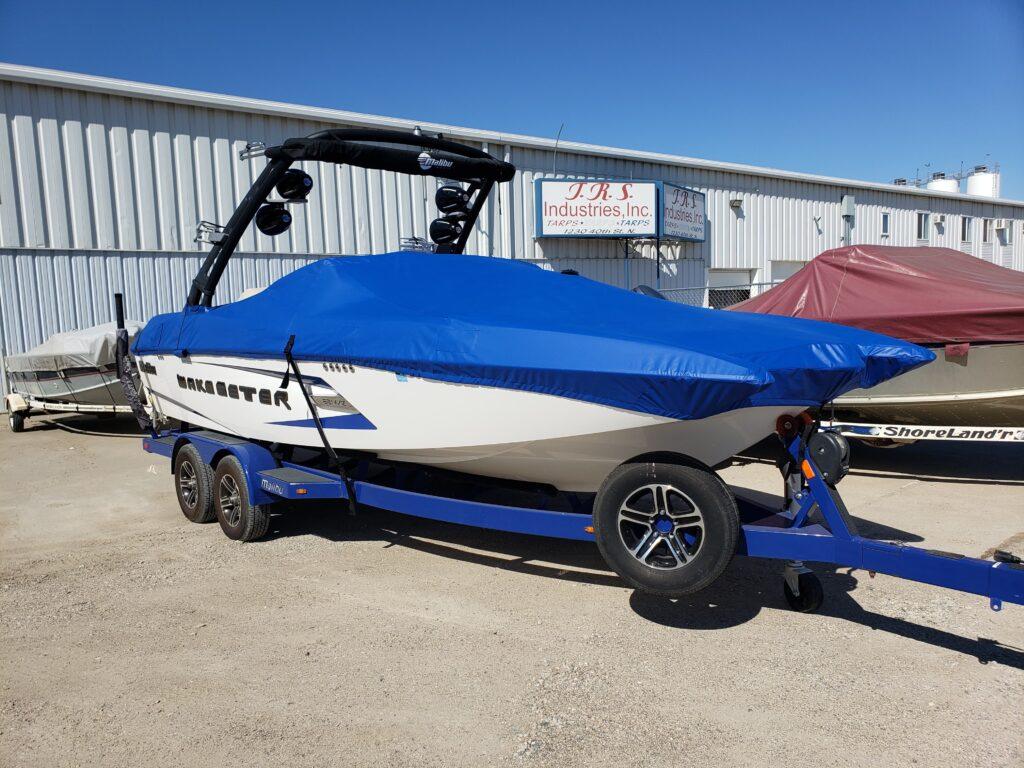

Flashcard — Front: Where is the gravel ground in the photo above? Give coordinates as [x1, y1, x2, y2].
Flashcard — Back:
[1, 415, 1022, 767]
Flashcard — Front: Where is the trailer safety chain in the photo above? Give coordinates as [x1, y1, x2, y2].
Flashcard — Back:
[281, 335, 359, 516]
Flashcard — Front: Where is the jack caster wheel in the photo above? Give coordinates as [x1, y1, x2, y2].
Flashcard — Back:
[174, 443, 215, 523]
[783, 571, 824, 613]
[213, 455, 270, 542]
[9, 411, 26, 433]
[593, 462, 739, 599]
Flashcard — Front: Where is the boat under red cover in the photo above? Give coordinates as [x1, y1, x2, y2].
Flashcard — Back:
[732, 246, 1024, 428]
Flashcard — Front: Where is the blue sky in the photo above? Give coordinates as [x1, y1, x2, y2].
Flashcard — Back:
[2, 0, 1022, 198]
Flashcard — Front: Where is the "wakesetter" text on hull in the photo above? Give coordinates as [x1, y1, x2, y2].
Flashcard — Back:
[177, 374, 290, 408]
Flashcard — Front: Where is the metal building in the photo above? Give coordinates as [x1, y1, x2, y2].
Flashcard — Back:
[2, 62, 1024, 398]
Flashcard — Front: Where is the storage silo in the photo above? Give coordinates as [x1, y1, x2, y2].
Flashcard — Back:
[966, 165, 1001, 197]
[926, 172, 960, 194]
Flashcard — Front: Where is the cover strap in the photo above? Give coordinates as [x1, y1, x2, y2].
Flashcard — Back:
[282, 335, 358, 515]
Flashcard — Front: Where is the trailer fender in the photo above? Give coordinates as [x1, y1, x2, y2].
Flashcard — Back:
[169, 433, 279, 506]
[5, 393, 28, 414]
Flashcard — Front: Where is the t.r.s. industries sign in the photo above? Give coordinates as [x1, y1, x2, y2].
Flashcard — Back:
[535, 179, 706, 240]
[661, 182, 706, 242]
[535, 180, 658, 237]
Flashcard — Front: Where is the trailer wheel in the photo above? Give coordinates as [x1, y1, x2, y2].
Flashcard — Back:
[173, 444, 214, 523]
[8, 410, 26, 433]
[593, 462, 739, 598]
[783, 571, 824, 613]
[212, 456, 270, 542]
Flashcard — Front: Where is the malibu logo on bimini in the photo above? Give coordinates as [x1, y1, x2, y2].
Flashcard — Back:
[417, 151, 453, 171]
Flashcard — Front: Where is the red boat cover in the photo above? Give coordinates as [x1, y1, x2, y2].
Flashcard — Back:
[731, 246, 1024, 343]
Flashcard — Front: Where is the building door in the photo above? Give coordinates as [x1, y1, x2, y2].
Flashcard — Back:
[770, 260, 807, 284]
[707, 270, 754, 309]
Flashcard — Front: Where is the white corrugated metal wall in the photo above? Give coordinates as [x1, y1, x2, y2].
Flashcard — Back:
[2, 65, 1023, 400]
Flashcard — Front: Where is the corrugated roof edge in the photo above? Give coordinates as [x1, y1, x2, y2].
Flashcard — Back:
[1, 62, 1022, 208]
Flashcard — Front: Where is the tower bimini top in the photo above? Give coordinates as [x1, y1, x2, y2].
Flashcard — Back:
[187, 128, 516, 307]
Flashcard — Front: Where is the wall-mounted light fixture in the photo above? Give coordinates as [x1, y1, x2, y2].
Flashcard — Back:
[729, 197, 743, 210]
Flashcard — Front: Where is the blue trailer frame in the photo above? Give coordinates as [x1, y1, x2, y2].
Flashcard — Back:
[144, 428, 1024, 612]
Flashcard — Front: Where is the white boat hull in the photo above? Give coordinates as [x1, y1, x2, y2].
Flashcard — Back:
[138, 354, 799, 491]
[8, 365, 131, 407]
[834, 342, 1024, 427]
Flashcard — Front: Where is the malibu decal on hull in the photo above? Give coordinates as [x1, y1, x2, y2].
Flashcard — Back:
[177, 374, 290, 408]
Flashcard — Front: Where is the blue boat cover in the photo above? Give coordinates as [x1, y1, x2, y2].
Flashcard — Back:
[134, 252, 933, 421]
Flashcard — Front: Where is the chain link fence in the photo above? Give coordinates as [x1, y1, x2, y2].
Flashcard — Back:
[661, 283, 781, 309]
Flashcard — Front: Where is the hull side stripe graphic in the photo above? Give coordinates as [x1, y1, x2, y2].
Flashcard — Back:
[201, 360, 332, 389]
[270, 413, 376, 430]
[149, 389, 235, 431]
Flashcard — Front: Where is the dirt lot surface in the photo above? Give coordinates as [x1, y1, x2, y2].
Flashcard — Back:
[2, 415, 1022, 767]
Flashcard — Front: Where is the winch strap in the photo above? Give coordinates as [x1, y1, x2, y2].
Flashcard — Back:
[111, 291, 152, 433]
[282, 335, 358, 515]
[278, 338, 293, 389]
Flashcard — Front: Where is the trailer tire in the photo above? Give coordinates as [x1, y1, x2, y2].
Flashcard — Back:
[593, 462, 738, 599]
[174, 444, 215, 523]
[213, 456, 270, 542]
[9, 410, 26, 433]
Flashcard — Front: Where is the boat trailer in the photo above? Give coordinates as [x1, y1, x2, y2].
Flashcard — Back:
[143, 425, 1024, 613]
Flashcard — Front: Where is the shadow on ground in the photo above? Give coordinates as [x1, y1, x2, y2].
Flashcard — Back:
[262, 500, 1024, 670]
[629, 568, 1024, 669]
[22, 413, 1018, 665]
[12, 412, 143, 438]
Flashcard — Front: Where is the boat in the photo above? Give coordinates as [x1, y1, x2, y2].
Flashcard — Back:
[4, 320, 143, 432]
[732, 246, 1024, 429]
[127, 129, 931, 494]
